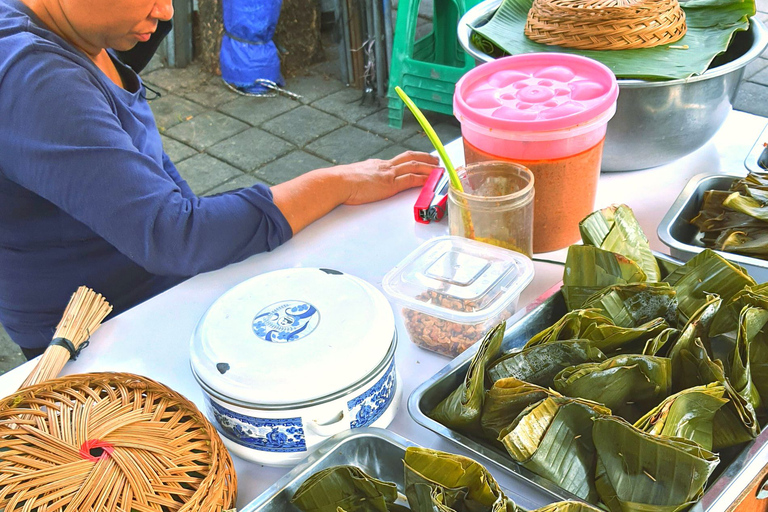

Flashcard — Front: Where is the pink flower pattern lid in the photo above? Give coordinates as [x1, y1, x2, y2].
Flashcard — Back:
[454, 53, 619, 133]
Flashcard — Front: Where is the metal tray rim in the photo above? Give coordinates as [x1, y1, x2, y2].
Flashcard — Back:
[657, 171, 768, 273]
[240, 428, 417, 512]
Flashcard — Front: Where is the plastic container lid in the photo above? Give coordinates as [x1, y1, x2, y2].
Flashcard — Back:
[454, 53, 619, 135]
[189, 268, 395, 406]
[382, 236, 534, 323]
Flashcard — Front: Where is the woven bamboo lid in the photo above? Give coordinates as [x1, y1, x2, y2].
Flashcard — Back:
[525, 0, 687, 51]
[0, 372, 237, 512]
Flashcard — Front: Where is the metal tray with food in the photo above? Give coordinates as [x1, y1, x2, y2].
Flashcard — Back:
[408, 256, 768, 512]
[658, 173, 768, 283]
[240, 427, 566, 511]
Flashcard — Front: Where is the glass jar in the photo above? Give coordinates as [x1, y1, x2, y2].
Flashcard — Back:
[447, 161, 535, 257]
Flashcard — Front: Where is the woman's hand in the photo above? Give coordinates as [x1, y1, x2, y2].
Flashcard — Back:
[337, 151, 440, 205]
[271, 150, 440, 235]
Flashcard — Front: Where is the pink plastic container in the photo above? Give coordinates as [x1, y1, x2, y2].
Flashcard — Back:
[454, 53, 619, 253]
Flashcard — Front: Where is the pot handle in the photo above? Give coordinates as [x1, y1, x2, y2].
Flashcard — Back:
[305, 408, 351, 438]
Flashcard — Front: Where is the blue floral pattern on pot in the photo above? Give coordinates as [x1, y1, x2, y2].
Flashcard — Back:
[206, 398, 307, 452]
[347, 361, 396, 428]
[252, 300, 320, 343]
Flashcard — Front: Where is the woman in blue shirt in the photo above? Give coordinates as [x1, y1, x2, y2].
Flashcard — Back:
[0, 0, 438, 356]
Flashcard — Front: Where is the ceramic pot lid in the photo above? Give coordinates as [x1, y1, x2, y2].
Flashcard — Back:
[190, 268, 395, 406]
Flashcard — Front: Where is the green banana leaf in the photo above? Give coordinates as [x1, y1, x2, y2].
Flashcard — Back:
[525, 309, 668, 355]
[487, 341, 607, 387]
[746, 305, 768, 418]
[532, 502, 603, 512]
[580, 317, 670, 356]
[633, 383, 728, 451]
[729, 306, 768, 413]
[691, 190, 763, 234]
[667, 296, 760, 449]
[291, 465, 398, 512]
[593, 416, 720, 512]
[715, 228, 768, 258]
[470, 0, 754, 80]
[525, 309, 613, 348]
[480, 377, 562, 441]
[579, 205, 661, 282]
[642, 328, 680, 356]
[668, 295, 722, 387]
[561, 245, 647, 311]
[552, 354, 672, 422]
[723, 191, 768, 222]
[403, 447, 519, 512]
[711, 282, 768, 336]
[430, 323, 506, 435]
[581, 282, 677, 328]
[500, 397, 610, 502]
[663, 249, 755, 323]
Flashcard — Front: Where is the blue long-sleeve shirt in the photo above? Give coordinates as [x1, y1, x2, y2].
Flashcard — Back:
[0, 0, 293, 349]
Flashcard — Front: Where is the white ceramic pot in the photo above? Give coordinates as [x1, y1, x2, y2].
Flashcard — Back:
[189, 268, 400, 466]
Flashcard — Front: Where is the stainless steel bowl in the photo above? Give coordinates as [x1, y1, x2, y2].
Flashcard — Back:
[457, 1, 768, 172]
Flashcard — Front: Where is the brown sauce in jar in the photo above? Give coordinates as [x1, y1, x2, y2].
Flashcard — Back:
[464, 139, 605, 253]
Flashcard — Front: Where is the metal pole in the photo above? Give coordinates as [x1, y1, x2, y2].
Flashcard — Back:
[372, 0, 386, 101]
[382, 0, 394, 80]
[339, 0, 355, 84]
[335, 0, 350, 84]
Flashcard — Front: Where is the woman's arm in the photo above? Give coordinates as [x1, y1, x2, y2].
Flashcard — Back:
[271, 151, 439, 234]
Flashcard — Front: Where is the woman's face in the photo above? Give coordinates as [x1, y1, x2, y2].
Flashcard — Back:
[60, 0, 174, 51]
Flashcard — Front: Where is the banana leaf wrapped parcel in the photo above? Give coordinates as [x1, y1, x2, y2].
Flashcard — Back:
[403, 447, 519, 512]
[430, 324, 506, 435]
[552, 354, 672, 422]
[480, 378, 561, 440]
[487, 341, 606, 387]
[291, 466, 400, 512]
[499, 397, 610, 502]
[593, 417, 720, 512]
[634, 383, 728, 452]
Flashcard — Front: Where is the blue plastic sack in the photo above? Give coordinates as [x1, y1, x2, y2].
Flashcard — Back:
[220, 0, 283, 94]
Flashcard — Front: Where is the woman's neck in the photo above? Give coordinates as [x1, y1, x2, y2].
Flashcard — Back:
[21, 0, 102, 58]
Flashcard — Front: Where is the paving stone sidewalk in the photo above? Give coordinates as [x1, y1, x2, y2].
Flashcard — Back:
[2, 4, 768, 374]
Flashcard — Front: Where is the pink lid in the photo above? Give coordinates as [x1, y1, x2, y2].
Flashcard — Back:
[454, 53, 619, 133]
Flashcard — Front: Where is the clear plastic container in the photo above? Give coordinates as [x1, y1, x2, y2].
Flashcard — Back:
[448, 161, 535, 257]
[382, 236, 534, 357]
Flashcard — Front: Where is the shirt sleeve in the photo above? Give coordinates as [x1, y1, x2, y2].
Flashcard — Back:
[162, 152, 195, 198]
[0, 51, 293, 277]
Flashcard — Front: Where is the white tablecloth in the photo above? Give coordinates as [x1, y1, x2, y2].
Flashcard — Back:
[1, 109, 766, 508]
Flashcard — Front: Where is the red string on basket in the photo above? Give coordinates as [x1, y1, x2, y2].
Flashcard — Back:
[79, 439, 114, 462]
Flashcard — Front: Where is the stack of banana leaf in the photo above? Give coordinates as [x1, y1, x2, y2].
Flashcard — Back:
[692, 171, 768, 258]
[430, 204, 768, 512]
[290, 446, 603, 512]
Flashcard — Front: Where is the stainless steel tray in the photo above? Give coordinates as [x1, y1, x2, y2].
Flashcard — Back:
[241, 427, 562, 511]
[657, 173, 768, 284]
[408, 281, 768, 512]
[744, 122, 768, 175]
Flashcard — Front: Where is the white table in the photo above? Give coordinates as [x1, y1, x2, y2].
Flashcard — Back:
[1, 110, 766, 508]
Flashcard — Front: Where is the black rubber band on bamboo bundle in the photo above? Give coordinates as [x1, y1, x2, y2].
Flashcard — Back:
[50, 337, 89, 361]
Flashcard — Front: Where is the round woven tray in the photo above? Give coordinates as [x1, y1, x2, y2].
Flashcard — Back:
[525, 0, 687, 51]
[0, 372, 237, 512]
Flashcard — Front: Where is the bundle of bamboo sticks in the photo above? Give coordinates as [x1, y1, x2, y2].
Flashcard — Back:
[19, 286, 112, 389]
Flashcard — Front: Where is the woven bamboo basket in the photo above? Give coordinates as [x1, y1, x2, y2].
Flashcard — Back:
[0, 372, 237, 512]
[525, 0, 687, 51]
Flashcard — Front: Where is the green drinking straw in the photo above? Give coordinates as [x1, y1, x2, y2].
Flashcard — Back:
[394, 86, 463, 193]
